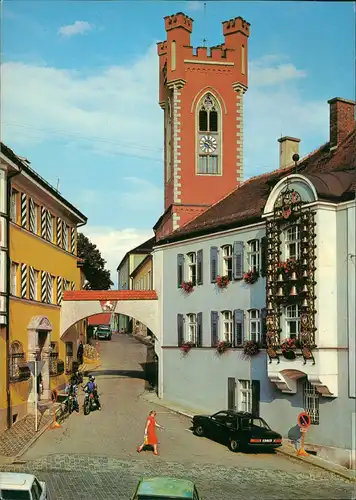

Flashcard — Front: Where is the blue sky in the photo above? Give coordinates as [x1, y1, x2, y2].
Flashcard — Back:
[2, 1, 355, 283]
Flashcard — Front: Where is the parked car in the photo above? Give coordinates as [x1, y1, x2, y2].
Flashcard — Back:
[0, 472, 48, 499]
[96, 326, 111, 340]
[131, 477, 201, 499]
[192, 410, 282, 452]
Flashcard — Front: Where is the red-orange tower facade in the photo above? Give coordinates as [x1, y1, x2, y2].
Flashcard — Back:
[154, 12, 250, 239]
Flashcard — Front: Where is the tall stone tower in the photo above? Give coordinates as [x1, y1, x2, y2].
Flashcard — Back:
[154, 12, 250, 239]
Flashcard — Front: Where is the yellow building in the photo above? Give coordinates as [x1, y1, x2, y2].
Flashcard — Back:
[0, 143, 87, 431]
[130, 254, 153, 336]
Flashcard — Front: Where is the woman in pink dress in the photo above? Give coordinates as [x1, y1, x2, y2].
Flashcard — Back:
[137, 410, 164, 455]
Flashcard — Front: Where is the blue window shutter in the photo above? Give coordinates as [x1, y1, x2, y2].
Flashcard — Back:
[260, 308, 267, 346]
[210, 247, 218, 283]
[260, 237, 268, 277]
[197, 312, 203, 347]
[197, 249, 203, 285]
[233, 309, 244, 346]
[177, 314, 184, 346]
[177, 254, 184, 288]
[211, 311, 219, 346]
[233, 241, 244, 280]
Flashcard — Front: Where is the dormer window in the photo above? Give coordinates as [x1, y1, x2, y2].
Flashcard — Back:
[196, 93, 221, 175]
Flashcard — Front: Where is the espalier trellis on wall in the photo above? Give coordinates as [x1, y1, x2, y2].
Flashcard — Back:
[265, 185, 317, 364]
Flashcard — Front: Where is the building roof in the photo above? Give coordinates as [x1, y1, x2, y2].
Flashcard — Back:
[116, 236, 155, 271]
[156, 128, 356, 245]
[0, 142, 87, 224]
[87, 313, 112, 326]
[130, 254, 152, 279]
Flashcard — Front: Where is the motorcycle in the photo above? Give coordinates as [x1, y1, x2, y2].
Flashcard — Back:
[64, 393, 75, 414]
[83, 389, 98, 415]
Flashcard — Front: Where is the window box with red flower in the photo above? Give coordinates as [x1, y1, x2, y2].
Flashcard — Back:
[216, 275, 230, 289]
[180, 341, 195, 354]
[216, 341, 232, 354]
[243, 269, 259, 284]
[243, 340, 260, 356]
[280, 337, 298, 359]
[181, 281, 194, 293]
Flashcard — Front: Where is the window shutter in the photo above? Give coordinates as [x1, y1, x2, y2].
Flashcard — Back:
[210, 246, 218, 283]
[233, 309, 244, 346]
[29, 198, 35, 233]
[20, 193, 27, 228]
[260, 237, 268, 277]
[197, 249, 203, 285]
[40, 207, 47, 239]
[56, 217, 62, 247]
[211, 310, 219, 346]
[251, 380, 260, 417]
[177, 254, 184, 288]
[57, 277, 63, 305]
[46, 272, 51, 303]
[46, 211, 51, 241]
[177, 313, 184, 346]
[197, 312, 203, 347]
[233, 241, 244, 280]
[41, 271, 47, 302]
[260, 308, 267, 347]
[29, 266, 35, 300]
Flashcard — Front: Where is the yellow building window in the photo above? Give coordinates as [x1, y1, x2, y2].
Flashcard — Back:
[10, 341, 30, 382]
[10, 189, 18, 223]
[10, 262, 19, 296]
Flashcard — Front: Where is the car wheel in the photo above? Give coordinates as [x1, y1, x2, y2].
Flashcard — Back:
[194, 425, 204, 437]
[229, 439, 240, 452]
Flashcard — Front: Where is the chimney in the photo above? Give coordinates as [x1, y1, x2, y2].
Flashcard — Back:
[328, 97, 355, 148]
[278, 136, 300, 170]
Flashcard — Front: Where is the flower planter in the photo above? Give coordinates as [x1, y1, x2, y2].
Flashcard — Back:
[282, 350, 296, 360]
[243, 341, 260, 356]
[216, 341, 231, 354]
[180, 342, 195, 354]
[243, 270, 259, 284]
[181, 281, 194, 293]
[216, 276, 230, 289]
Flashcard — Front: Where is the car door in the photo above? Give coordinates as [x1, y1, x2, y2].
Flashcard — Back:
[208, 411, 229, 441]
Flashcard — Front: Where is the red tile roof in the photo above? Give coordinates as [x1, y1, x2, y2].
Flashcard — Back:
[63, 290, 158, 301]
[88, 313, 112, 326]
[157, 128, 355, 244]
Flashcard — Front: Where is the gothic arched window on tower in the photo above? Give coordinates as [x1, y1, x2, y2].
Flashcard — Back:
[197, 93, 221, 175]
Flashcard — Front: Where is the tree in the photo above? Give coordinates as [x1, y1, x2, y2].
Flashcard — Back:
[77, 233, 113, 290]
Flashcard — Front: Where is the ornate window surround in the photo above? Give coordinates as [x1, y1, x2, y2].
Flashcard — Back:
[263, 176, 318, 365]
[195, 91, 223, 176]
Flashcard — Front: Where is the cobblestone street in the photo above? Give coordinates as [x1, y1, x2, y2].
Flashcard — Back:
[1, 335, 355, 499]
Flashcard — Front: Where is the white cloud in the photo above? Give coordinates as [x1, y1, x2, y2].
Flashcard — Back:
[1, 44, 162, 162]
[82, 226, 154, 287]
[250, 55, 307, 87]
[186, 1, 204, 12]
[58, 21, 94, 37]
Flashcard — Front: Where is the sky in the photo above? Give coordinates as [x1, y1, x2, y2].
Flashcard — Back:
[1, 1, 355, 286]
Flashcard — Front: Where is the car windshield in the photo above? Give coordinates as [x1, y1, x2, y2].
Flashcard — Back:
[1, 490, 31, 500]
[241, 417, 271, 430]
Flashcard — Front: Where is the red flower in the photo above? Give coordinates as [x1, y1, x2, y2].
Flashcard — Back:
[216, 275, 230, 289]
[181, 281, 194, 293]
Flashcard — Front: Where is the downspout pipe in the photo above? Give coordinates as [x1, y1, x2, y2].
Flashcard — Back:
[5, 168, 22, 429]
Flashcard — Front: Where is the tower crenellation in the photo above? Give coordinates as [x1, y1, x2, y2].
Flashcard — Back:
[155, 12, 251, 240]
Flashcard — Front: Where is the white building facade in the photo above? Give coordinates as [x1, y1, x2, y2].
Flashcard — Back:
[153, 98, 356, 468]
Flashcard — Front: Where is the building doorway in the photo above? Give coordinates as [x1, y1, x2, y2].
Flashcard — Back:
[27, 316, 53, 403]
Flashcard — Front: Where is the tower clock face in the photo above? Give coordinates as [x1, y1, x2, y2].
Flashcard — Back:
[199, 135, 217, 154]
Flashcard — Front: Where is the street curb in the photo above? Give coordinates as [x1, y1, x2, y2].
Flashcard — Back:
[275, 447, 356, 483]
[141, 393, 356, 483]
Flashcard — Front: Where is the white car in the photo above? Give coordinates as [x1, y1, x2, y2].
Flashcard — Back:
[0, 473, 48, 499]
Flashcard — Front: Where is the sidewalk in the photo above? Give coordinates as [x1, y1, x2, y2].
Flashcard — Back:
[0, 410, 53, 462]
[0, 359, 101, 464]
[141, 391, 356, 483]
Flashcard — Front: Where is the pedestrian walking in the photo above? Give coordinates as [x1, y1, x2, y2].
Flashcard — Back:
[77, 341, 84, 365]
[137, 410, 164, 456]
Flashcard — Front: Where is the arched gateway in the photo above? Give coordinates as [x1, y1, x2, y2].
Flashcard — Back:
[60, 290, 159, 337]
